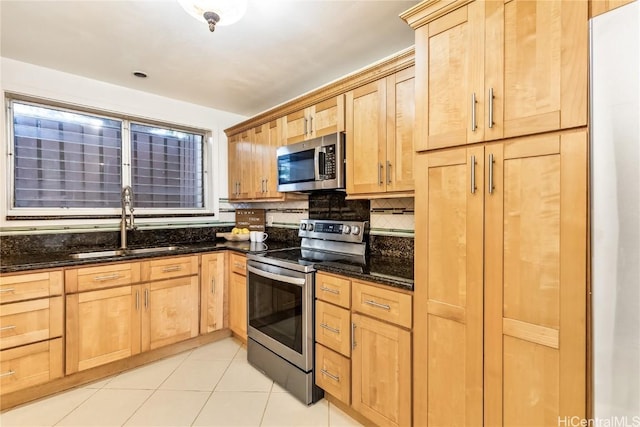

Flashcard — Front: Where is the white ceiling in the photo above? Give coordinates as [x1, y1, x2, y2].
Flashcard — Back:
[0, 0, 419, 117]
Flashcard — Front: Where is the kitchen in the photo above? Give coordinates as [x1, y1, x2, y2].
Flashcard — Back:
[1, 1, 638, 426]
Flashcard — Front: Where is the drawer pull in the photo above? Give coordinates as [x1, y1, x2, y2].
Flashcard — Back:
[0, 370, 16, 378]
[0, 288, 15, 293]
[364, 299, 391, 311]
[93, 274, 122, 282]
[0, 325, 17, 331]
[320, 286, 340, 295]
[351, 323, 356, 349]
[320, 369, 340, 382]
[162, 265, 183, 273]
[320, 323, 340, 334]
[234, 263, 244, 269]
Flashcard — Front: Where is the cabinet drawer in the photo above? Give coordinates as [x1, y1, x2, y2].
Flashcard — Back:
[0, 338, 63, 395]
[0, 271, 63, 303]
[66, 262, 140, 293]
[142, 256, 198, 281]
[316, 300, 351, 357]
[315, 272, 350, 308]
[230, 253, 247, 276]
[352, 281, 412, 329]
[315, 343, 350, 405]
[0, 297, 63, 350]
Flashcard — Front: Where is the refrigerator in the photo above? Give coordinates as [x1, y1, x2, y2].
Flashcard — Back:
[590, 0, 640, 420]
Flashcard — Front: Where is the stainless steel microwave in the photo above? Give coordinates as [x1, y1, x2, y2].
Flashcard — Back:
[276, 132, 345, 192]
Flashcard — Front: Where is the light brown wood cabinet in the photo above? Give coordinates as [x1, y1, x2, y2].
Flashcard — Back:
[200, 252, 227, 334]
[590, 0, 635, 17]
[346, 67, 415, 198]
[228, 131, 252, 200]
[285, 96, 344, 145]
[66, 255, 199, 373]
[0, 270, 64, 395]
[413, 129, 588, 425]
[228, 119, 290, 201]
[404, 0, 588, 151]
[314, 271, 412, 427]
[228, 252, 247, 341]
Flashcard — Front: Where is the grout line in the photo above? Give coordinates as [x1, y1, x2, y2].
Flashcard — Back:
[50, 387, 101, 427]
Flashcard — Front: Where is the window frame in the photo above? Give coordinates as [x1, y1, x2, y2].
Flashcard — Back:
[6, 98, 214, 218]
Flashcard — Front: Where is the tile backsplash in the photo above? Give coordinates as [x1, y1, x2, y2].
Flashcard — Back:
[227, 193, 414, 237]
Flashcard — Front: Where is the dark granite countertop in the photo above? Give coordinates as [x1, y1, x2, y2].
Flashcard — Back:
[1, 240, 414, 291]
[314, 254, 413, 291]
[0, 240, 295, 274]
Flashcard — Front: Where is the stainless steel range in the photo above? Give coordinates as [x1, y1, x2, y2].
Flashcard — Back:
[246, 219, 368, 405]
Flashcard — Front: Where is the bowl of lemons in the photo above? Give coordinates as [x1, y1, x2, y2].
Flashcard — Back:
[219, 227, 251, 241]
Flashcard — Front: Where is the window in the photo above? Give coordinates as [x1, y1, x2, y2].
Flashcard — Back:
[12, 103, 122, 208]
[131, 124, 203, 208]
[9, 100, 208, 215]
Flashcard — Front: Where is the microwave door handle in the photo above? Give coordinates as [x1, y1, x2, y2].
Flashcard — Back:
[247, 265, 306, 287]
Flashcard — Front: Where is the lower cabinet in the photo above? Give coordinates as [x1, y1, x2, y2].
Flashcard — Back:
[200, 252, 227, 334]
[66, 255, 199, 374]
[228, 253, 247, 341]
[66, 284, 142, 373]
[0, 270, 64, 395]
[314, 271, 412, 427]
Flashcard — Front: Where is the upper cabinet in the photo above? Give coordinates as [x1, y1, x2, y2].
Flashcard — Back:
[228, 118, 287, 201]
[346, 66, 415, 198]
[403, 0, 588, 151]
[285, 96, 345, 145]
[228, 131, 252, 200]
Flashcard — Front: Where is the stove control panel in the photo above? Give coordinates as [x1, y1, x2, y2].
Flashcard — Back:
[299, 219, 368, 243]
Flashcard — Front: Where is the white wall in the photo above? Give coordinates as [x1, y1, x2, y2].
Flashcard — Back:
[0, 57, 246, 233]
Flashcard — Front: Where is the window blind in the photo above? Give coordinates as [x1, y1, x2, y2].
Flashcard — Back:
[12, 103, 122, 208]
[131, 124, 204, 209]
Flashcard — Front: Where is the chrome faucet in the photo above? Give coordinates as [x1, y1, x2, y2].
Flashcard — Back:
[120, 186, 135, 250]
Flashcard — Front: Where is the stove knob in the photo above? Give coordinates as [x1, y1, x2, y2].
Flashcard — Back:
[300, 223, 307, 230]
[343, 225, 351, 234]
[352, 225, 361, 235]
[307, 223, 314, 231]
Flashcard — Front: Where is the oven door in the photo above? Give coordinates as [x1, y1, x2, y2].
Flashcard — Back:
[246, 261, 314, 372]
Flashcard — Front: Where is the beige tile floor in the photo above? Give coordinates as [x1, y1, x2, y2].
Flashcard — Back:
[0, 338, 363, 427]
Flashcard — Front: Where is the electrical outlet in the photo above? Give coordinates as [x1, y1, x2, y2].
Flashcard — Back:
[267, 215, 274, 226]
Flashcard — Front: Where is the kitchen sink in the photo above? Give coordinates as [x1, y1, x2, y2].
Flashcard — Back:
[69, 249, 126, 259]
[69, 246, 181, 259]
[125, 246, 181, 255]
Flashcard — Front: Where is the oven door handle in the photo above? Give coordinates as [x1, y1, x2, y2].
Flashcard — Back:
[247, 265, 307, 287]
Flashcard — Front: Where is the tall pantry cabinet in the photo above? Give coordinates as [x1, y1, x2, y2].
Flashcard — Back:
[401, 0, 588, 425]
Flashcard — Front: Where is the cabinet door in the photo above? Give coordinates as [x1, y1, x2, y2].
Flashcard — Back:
[351, 313, 411, 427]
[142, 276, 199, 351]
[415, 2, 485, 151]
[309, 95, 344, 139]
[285, 109, 308, 145]
[200, 253, 227, 334]
[228, 132, 252, 200]
[499, 0, 587, 138]
[346, 79, 387, 195]
[229, 272, 247, 341]
[66, 285, 141, 374]
[386, 66, 415, 193]
[265, 118, 283, 198]
[252, 123, 268, 198]
[484, 131, 587, 424]
[413, 146, 484, 426]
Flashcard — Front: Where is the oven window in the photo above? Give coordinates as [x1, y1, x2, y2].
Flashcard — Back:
[248, 271, 303, 354]
[278, 150, 315, 184]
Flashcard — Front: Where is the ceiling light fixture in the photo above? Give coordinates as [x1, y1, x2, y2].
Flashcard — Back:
[178, 0, 248, 32]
